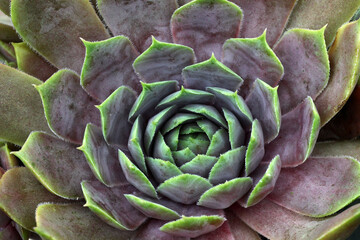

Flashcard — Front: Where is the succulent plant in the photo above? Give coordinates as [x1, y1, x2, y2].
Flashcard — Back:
[1, 0, 360, 239]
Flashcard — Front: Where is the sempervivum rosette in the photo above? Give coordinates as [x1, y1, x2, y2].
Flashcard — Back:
[1, 0, 360, 239]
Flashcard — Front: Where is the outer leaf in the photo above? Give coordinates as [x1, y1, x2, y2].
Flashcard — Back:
[0, 0, 10, 15]
[0, 64, 50, 145]
[222, 32, 284, 97]
[133, 38, 195, 84]
[98, 0, 177, 52]
[81, 181, 147, 230]
[97, 86, 137, 148]
[268, 157, 360, 217]
[233, 199, 360, 240]
[315, 19, 360, 126]
[286, 0, 360, 45]
[182, 54, 243, 91]
[171, 0, 243, 61]
[36, 69, 100, 144]
[263, 97, 320, 167]
[274, 27, 329, 114]
[0, 168, 67, 230]
[230, 0, 297, 46]
[312, 140, 360, 161]
[11, 0, 109, 73]
[35, 203, 134, 240]
[0, 13, 20, 42]
[12, 42, 57, 81]
[81, 36, 141, 101]
[13, 132, 95, 199]
[0, 144, 19, 169]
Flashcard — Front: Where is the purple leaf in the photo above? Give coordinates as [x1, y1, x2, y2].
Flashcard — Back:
[98, 0, 177, 52]
[268, 156, 360, 217]
[11, 0, 109, 73]
[36, 69, 100, 144]
[81, 36, 141, 101]
[13, 132, 95, 199]
[171, 0, 243, 61]
[274, 27, 329, 114]
[263, 97, 320, 167]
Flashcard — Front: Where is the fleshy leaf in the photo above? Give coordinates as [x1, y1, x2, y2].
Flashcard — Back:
[0, 224, 22, 240]
[171, 0, 242, 61]
[11, 0, 109, 73]
[81, 180, 147, 230]
[246, 79, 281, 143]
[165, 127, 181, 151]
[146, 157, 182, 183]
[223, 108, 245, 149]
[0, 13, 20, 42]
[118, 150, 157, 199]
[35, 203, 134, 240]
[206, 129, 230, 156]
[125, 194, 181, 221]
[97, 86, 137, 148]
[268, 157, 360, 217]
[133, 38, 195, 84]
[36, 69, 100, 144]
[182, 54, 243, 91]
[129, 80, 179, 122]
[315, 19, 360, 126]
[0, 64, 50, 145]
[242, 155, 281, 207]
[144, 106, 177, 153]
[263, 97, 320, 167]
[274, 27, 329, 114]
[180, 155, 218, 177]
[225, 211, 262, 240]
[79, 123, 125, 187]
[178, 133, 210, 155]
[230, 0, 297, 46]
[0, 168, 67, 230]
[182, 104, 227, 128]
[0, 0, 10, 16]
[207, 87, 253, 129]
[162, 113, 201, 135]
[222, 31, 284, 97]
[12, 42, 57, 81]
[157, 174, 212, 204]
[245, 119, 265, 176]
[153, 133, 175, 163]
[196, 120, 219, 139]
[134, 219, 189, 240]
[128, 116, 147, 173]
[233, 199, 360, 240]
[312, 140, 360, 161]
[160, 215, 225, 238]
[98, 0, 177, 52]
[81, 36, 141, 101]
[13, 132, 95, 199]
[286, 0, 360, 45]
[0, 144, 19, 169]
[0, 40, 15, 62]
[198, 177, 252, 209]
[180, 123, 203, 135]
[157, 87, 214, 110]
[209, 146, 245, 185]
[172, 148, 196, 166]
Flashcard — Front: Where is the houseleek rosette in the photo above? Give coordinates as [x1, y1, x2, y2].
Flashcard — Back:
[1, 0, 360, 239]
